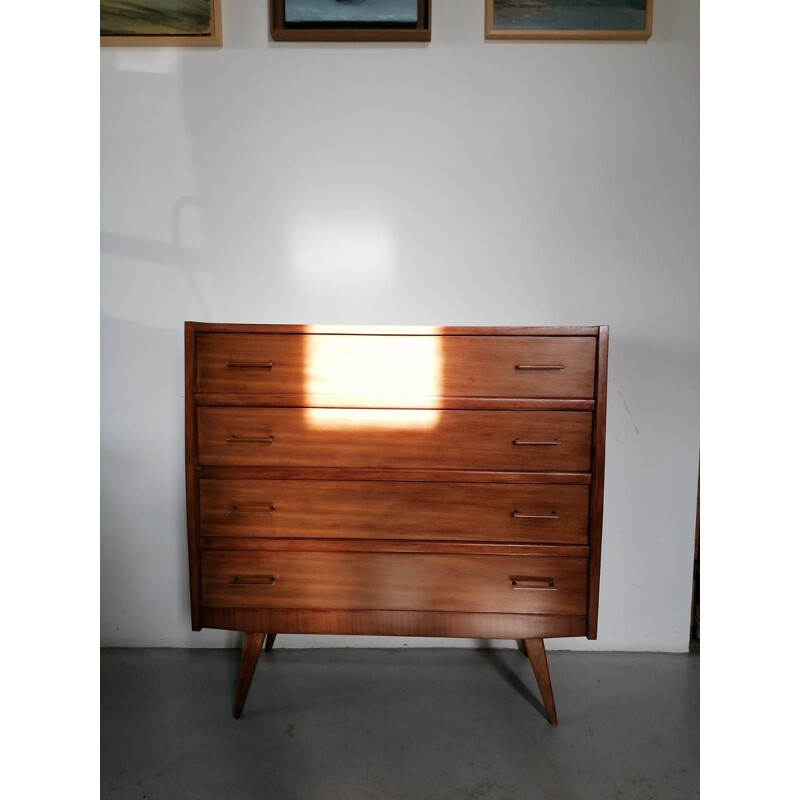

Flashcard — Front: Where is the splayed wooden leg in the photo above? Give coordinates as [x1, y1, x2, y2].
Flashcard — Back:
[233, 632, 267, 719]
[264, 633, 277, 653]
[522, 638, 558, 725]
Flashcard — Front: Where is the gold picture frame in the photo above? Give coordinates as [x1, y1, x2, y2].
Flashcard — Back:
[100, 0, 222, 47]
[486, 0, 653, 42]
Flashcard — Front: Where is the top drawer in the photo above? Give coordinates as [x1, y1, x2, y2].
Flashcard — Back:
[195, 334, 596, 400]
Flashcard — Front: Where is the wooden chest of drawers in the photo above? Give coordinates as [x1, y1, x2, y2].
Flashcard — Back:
[185, 324, 608, 723]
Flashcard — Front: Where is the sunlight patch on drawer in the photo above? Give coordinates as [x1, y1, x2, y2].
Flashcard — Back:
[304, 329, 442, 428]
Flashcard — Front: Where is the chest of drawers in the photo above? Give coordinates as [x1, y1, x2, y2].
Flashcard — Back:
[185, 323, 608, 723]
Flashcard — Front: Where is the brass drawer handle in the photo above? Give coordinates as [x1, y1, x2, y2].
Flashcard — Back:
[515, 364, 565, 371]
[225, 361, 273, 370]
[230, 505, 275, 514]
[510, 577, 555, 590]
[230, 576, 276, 587]
[513, 439, 560, 446]
[226, 435, 274, 444]
[511, 510, 559, 520]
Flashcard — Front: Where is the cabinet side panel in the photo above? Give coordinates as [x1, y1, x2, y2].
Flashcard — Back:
[586, 326, 609, 639]
[185, 322, 202, 630]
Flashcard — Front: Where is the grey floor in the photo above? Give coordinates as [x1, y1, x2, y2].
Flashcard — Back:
[101, 646, 698, 800]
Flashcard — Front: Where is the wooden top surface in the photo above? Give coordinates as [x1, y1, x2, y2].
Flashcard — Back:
[187, 323, 604, 337]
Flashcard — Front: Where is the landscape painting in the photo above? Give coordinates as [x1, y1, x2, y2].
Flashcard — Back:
[285, 0, 419, 25]
[271, 0, 430, 41]
[486, 0, 653, 41]
[100, 0, 222, 46]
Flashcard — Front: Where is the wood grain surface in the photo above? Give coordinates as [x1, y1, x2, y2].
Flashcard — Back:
[197, 408, 592, 471]
[196, 333, 595, 399]
[199, 479, 590, 544]
[524, 638, 559, 725]
[185, 323, 607, 719]
[587, 325, 609, 639]
[201, 551, 587, 615]
[201, 607, 587, 639]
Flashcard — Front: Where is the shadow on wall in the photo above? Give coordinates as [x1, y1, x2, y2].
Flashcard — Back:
[100, 315, 233, 644]
[100, 44, 276, 326]
[100, 43, 405, 326]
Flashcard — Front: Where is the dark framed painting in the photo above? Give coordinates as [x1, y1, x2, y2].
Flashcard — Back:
[100, 0, 222, 47]
[486, 0, 653, 41]
[270, 0, 431, 42]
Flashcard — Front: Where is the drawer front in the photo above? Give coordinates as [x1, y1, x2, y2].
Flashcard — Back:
[196, 333, 596, 399]
[197, 408, 592, 471]
[200, 480, 590, 544]
[201, 551, 588, 615]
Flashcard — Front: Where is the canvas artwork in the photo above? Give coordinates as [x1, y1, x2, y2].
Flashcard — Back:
[285, 0, 419, 24]
[100, 0, 222, 46]
[271, 0, 430, 41]
[487, 0, 653, 41]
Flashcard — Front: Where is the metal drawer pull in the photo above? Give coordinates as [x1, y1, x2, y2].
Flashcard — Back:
[513, 439, 560, 446]
[230, 505, 275, 514]
[515, 364, 565, 371]
[230, 576, 276, 587]
[226, 435, 274, 444]
[511, 511, 559, 520]
[225, 361, 273, 370]
[510, 577, 555, 590]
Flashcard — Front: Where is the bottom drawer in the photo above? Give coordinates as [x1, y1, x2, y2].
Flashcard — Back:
[201, 551, 587, 616]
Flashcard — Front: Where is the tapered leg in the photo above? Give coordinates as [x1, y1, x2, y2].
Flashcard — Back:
[522, 638, 558, 725]
[233, 632, 267, 719]
[264, 633, 277, 653]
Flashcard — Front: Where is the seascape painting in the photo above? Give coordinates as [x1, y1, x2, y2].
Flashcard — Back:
[285, 0, 418, 25]
[488, 0, 652, 40]
[100, 0, 214, 36]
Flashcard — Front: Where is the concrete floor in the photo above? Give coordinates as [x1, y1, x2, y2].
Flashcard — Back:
[101, 647, 698, 800]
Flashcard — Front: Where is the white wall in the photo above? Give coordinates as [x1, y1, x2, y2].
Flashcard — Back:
[100, 0, 698, 651]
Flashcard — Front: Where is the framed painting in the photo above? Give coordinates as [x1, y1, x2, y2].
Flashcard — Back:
[270, 0, 431, 42]
[486, 0, 653, 41]
[100, 0, 222, 47]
